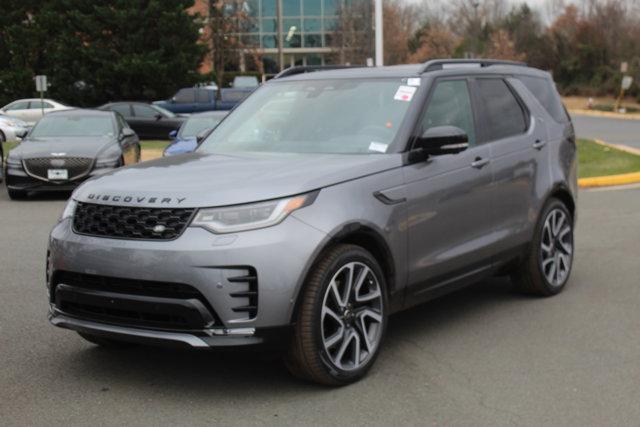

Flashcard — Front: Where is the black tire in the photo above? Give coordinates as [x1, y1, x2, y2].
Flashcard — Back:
[285, 244, 388, 386]
[77, 332, 134, 349]
[513, 198, 574, 296]
[7, 187, 27, 200]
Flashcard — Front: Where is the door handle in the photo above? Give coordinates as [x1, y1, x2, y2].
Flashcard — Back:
[471, 157, 490, 169]
[533, 139, 547, 150]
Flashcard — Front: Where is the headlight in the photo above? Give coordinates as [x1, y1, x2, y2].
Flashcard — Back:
[60, 199, 77, 220]
[6, 156, 22, 167]
[94, 157, 120, 168]
[191, 192, 318, 234]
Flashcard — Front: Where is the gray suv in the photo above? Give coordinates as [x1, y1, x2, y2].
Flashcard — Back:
[47, 60, 577, 385]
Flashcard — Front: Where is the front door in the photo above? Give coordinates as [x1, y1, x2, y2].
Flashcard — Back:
[403, 78, 494, 297]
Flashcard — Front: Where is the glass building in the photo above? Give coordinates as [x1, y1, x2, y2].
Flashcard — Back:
[191, 0, 372, 74]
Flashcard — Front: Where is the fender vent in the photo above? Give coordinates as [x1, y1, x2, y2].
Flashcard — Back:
[227, 267, 258, 320]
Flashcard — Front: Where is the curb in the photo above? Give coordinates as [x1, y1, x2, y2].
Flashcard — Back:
[578, 139, 640, 188]
[569, 108, 640, 121]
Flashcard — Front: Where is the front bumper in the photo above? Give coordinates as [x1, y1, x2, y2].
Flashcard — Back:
[6, 166, 109, 192]
[48, 215, 328, 347]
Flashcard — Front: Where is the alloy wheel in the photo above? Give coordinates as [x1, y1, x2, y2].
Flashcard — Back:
[540, 208, 573, 287]
[320, 261, 384, 371]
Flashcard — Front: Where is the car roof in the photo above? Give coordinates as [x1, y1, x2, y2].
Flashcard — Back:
[274, 61, 550, 82]
[46, 108, 115, 117]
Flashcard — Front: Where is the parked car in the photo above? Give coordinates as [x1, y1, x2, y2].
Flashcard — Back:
[0, 114, 30, 182]
[0, 98, 70, 125]
[5, 109, 140, 199]
[153, 86, 254, 114]
[47, 60, 577, 385]
[97, 102, 185, 140]
[164, 111, 228, 156]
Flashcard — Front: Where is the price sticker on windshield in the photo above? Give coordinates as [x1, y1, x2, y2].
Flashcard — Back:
[394, 85, 417, 102]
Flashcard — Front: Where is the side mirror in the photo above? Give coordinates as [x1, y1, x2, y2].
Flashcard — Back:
[412, 125, 469, 159]
[120, 128, 136, 140]
[16, 129, 28, 139]
[169, 130, 178, 139]
[196, 128, 213, 145]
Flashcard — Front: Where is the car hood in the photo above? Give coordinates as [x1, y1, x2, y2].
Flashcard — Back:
[74, 152, 403, 208]
[11, 137, 117, 159]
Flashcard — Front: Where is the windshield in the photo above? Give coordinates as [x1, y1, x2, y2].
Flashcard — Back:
[199, 78, 415, 154]
[180, 116, 225, 138]
[30, 115, 115, 137]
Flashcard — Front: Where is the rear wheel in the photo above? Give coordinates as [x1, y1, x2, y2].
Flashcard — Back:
[77, 332, 134, 349]
[286, 244, 387, 385]
[513, 198, 574, 296]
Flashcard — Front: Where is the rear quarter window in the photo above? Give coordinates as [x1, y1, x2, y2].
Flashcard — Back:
[476, 78, 528, 142]
[517, 75, 569, 123]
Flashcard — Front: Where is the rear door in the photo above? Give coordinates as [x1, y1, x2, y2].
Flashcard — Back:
[131, 104, 163, 139]
[473, 77, 547, 258]
[404, 77, 494, 297]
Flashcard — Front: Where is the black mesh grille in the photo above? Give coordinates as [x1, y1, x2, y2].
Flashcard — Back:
[52, 271, 220, 330]
[23, 157, 93, 181]
[73, 202, 195, 240]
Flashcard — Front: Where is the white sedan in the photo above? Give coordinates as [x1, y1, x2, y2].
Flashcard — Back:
[0, 98, 71, 125]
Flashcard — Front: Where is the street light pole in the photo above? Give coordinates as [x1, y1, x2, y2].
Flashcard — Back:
[374, 0, 383, 66]
[277, 0, 284, 71]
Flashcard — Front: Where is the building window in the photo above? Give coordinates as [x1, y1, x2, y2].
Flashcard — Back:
[304, 34, 322, 47]
[262, 0, 276, 16]
[303, 18, 321, 32]
[283, 0, 301, 16]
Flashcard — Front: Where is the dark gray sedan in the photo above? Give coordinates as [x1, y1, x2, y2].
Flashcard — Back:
[5, 109, 140, 199]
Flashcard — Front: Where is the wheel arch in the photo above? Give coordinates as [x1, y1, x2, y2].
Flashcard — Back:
[545, 184, 576, 220]
[289, 222, 397, 324]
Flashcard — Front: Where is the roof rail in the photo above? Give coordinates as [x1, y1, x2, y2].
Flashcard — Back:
[273, 65, 364, 79]
[419, 59, 527, 74]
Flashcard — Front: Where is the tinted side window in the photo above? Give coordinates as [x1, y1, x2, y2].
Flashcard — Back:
[476, 79, 527, 141]
[196, 89, 211, 103]
[6, 101, 30, 110]
[517, 75, 568, 123]
[133, 104, 159, 118]
[174, 89, 195, 103]
[109, 104, 132, 117]
[30, 101, 54, 109]
[420, 80, 476, 146]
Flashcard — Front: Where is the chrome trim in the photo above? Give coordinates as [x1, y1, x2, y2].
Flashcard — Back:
[22, 157, 95, 183]
[49, 313, 210, 348]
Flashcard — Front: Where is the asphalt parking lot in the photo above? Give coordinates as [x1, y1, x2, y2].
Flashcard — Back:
[1, 182, 639, 426]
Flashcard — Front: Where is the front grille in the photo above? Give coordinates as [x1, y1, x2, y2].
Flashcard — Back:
[23, 157, 93, 181]
[73, 202, 195, 240]
[52, 271, 220, 330]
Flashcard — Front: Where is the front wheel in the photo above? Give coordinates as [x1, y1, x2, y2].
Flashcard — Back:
[286, 244, 387, 385]
[513, 198, 574, 296]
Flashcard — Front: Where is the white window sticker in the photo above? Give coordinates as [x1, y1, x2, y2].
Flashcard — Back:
[394, 85, 417, 102]
[407, 78, 421, 86]
[368, 141, 388, 153]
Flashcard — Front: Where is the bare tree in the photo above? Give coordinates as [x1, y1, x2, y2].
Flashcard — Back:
[208, 0, 259, 96]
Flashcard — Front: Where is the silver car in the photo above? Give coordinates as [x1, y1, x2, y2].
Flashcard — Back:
[47, 60, 577, 385]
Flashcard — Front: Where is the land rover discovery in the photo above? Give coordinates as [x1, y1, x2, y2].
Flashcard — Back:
[47, 60, 577, 385]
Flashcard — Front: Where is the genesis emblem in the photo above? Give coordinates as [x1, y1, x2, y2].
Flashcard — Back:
[152, 225, 167, 234]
